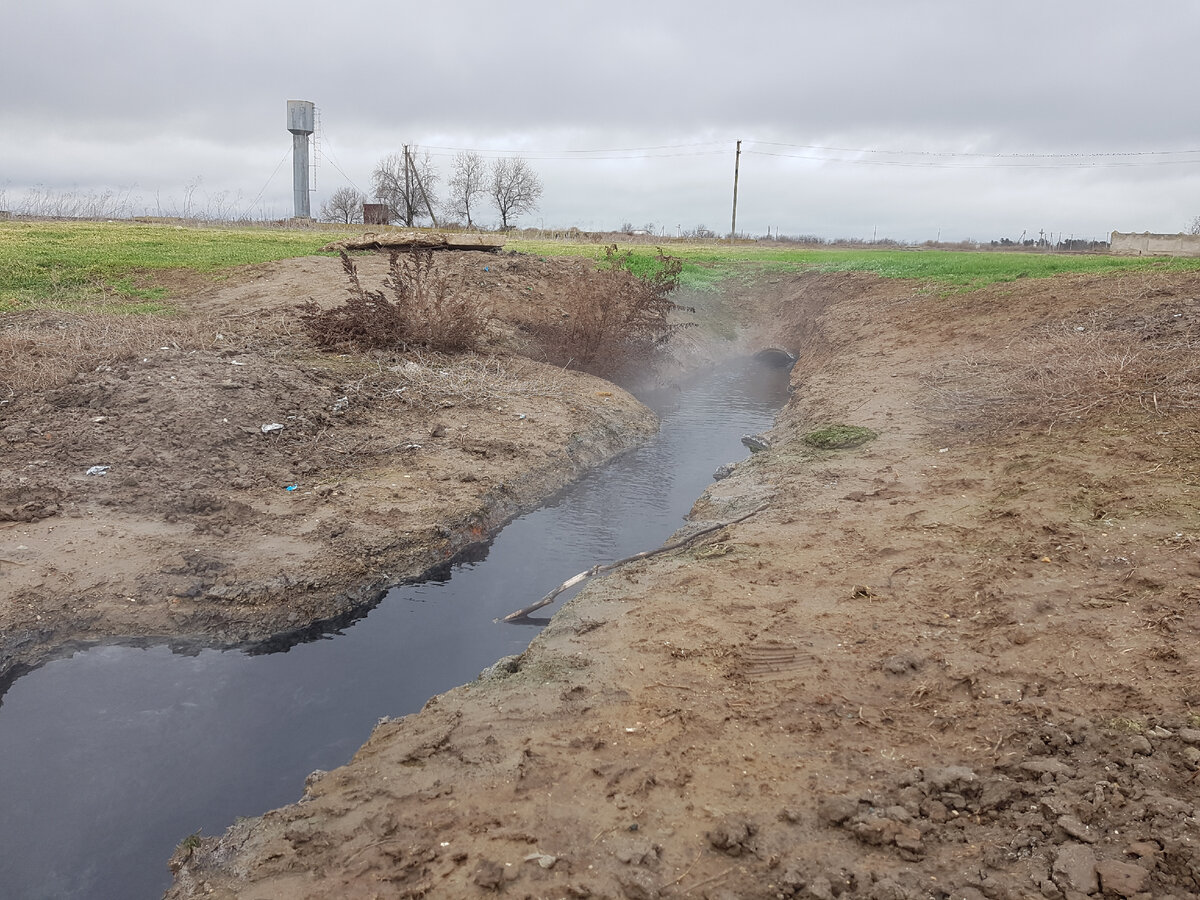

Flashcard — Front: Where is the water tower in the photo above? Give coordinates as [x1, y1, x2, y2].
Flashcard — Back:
[286, 100, 315, 219]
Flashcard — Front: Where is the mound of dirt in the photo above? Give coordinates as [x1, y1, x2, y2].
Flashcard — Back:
[0, 250, 661, 681]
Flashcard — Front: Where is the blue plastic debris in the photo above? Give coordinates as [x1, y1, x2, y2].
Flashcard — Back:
[285, 484, 299, 492]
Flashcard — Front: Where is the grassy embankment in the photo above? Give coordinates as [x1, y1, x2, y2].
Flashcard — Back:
[509, 239, 1200, 292]
[0, 220, 353, 313]
[7, 220, 1200, 316]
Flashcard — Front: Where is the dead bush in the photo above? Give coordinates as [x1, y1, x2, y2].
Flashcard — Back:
[533, 245, 692, 375]
[298, 250, 487, 354]
[0, 313, 211, 398]
[923, 321, 1200, 436]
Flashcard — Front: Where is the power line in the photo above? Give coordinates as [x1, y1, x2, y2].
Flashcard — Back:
[745, 139, 1200, 160]
[743, 148, 1200, 169]
[241, 146, 291, 219]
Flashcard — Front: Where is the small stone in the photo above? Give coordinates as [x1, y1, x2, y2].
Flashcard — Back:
[921, 799, 949, 823]
[1019, 758, 1075, 778]
[1057, 815, 1099, 844]
[851, 816, 923, 853]
[1128, 735, 1153, 756]
[617, 868, 658, 900]
[1182, 746, 1200, 769]
[712, 463, 736, 481]
[881, 653, 922, 675]
[741, 434, 770, 452]
[924, 765, 978, 792]
[1177, 727, 1200, 745]
[1125, 840, 1161, 862]
[1052, 843, 1098, 895]
[472, 860, 506, 890]
[817, 795, 860, 826]
[1095, 859, 1148, 897]
[615, 839, 660, 866]
[706, 819, 755, 856]
[805, 875, 835, 900]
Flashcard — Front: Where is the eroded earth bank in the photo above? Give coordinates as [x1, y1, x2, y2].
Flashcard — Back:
[1, 251, 661, 683]
[6, 251, 1200, 899]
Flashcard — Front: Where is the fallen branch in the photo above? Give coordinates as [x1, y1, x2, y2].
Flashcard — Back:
[499, 505, 768, 623]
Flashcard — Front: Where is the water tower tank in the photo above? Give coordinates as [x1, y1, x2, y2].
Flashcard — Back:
[287, 100, 314, 135]
[287, 100, 315, 218]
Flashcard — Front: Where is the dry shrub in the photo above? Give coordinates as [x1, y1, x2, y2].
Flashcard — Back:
[533, 245, 692, 375]
[923, 316, 1200, 436]
[0, 313, 211, 398]
[298, 250, 487, 354]
[377, 351, 569, 411]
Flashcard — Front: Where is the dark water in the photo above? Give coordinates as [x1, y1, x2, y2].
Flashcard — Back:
[0, 358, 790, 900]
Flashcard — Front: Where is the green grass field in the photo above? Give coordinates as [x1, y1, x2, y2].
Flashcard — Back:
[509, 238, 1200, 292]
[5, 219, 1200, 313]
[0, 220, 351, 312]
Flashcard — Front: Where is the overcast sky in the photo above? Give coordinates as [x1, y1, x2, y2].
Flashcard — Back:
[4, 0, 1199, 242]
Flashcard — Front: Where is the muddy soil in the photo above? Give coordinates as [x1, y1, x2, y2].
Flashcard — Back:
[0, 250, 661, 683]
[163, 265, 1200, 899]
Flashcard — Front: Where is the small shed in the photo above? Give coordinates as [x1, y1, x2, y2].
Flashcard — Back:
[363, 204, 390, 226]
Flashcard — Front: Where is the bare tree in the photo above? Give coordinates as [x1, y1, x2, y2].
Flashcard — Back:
[1188, 215, 1200, 236]
[489, 156, 542, 230]
[445, 151, 488, 228]
[320, 186, 367, 224]
[372, 147, 439, 226]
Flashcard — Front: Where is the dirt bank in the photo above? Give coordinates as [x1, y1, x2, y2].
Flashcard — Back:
[168, 267, 1200, 899]
[0, 250, 660, 684]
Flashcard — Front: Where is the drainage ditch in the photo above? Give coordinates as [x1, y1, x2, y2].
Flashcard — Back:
[0, 356, 791, 900]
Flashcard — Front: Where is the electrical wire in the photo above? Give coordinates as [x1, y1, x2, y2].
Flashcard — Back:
[743, 148, 1200, 169]
[745, 139, 1200, 160]
[241, 146, 291, 219]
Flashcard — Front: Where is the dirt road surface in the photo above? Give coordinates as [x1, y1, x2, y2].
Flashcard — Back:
[5, 250, 1200, 898]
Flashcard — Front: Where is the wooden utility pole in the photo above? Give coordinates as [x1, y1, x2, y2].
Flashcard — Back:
[405, 144, 439, 227]
[403, 143, 413, 226]
[730, 139, 741, 244]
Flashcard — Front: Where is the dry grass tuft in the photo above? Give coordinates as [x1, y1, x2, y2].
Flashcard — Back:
[923, 308, 1200, 436]
[335, 350, 570, 413]
[0, 313, 215, 399]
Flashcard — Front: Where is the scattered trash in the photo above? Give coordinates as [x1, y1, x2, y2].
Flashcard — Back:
[332, 397, 349, 413]
[596, 391, 614, 398]
[516, 413, 527, 420]
[85, 465, 111, 476]
[402, 443, 422, 451]
[484, 266, 490, 272]
[261, 423, 284, 434]
[523, 851, 557, 869]
[91, 416, 107, 424]
[285, 484, 299, 492]
[938, 447, 949, 453]
[229, 360, 245, 366]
